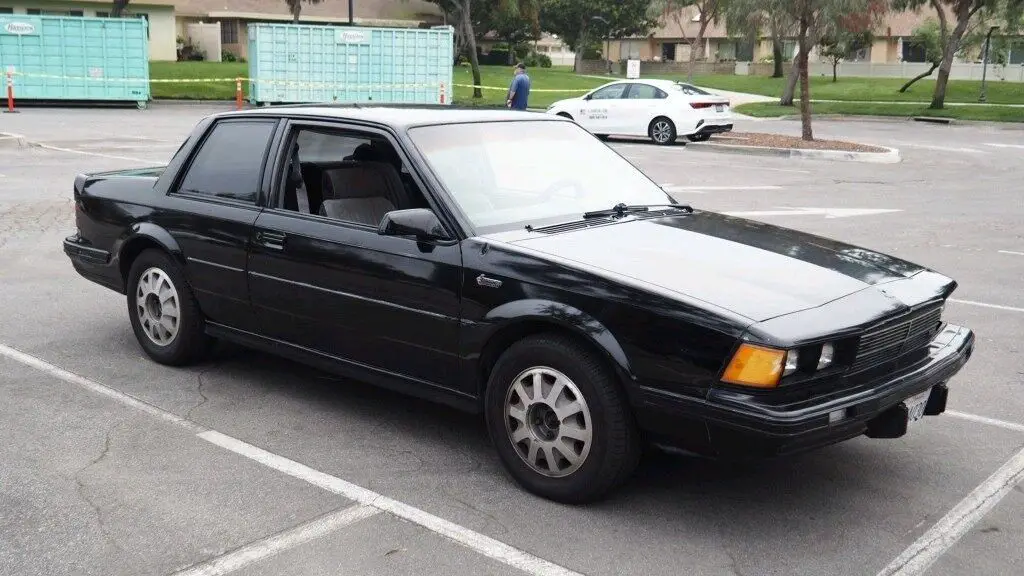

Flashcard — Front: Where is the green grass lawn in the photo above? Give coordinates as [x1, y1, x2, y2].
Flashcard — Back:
[148, 61, 1023, 121]
[735, 101, 1024, 122]
[684, 74, 1024, 106]
[149, 61, 248, 99]
[149, 61, 602, 106]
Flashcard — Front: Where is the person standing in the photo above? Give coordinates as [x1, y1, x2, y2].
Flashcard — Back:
[506, 63, 531, 111]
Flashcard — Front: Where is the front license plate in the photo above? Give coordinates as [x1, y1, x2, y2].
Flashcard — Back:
[715, 104, 724, 112]
[904, 389, 931, 424]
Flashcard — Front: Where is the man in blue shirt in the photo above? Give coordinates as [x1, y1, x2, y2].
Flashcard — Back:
[506, 63, 531, 111]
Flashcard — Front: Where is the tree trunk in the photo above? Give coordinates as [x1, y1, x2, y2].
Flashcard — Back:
[573, 22, 587, 73]
[780, 52, 800, 106]
[688, 22, 710, 83]
[111, 0, 129, 17]
[798, 17, 813, 141]
[832, 60, 838, 82]
[899, 62, 939, 92]
[931, 5, 979, 109]
[772, 34, 784, 78]
[460, 4, 483, 99]
[292, 5, 301, 23]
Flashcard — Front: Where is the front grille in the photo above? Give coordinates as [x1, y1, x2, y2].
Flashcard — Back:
[851, 303, 944, 372]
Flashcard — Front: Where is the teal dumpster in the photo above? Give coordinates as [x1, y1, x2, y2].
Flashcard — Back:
[0, 15, 150, 106]
[247, 23, 453, 105]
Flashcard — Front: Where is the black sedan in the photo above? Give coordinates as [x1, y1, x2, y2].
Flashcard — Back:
[63, 106, 975, 503]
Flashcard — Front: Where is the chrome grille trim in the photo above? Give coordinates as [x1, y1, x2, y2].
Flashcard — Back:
[852, 303, 944, 372]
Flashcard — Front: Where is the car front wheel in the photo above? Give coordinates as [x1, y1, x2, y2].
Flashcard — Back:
[484, 334, 641, 503]
[126, 248, 211, 366]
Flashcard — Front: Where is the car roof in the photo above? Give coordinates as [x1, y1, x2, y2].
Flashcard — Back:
[215, 105, 565, 129]
[604, 78, 680, 89]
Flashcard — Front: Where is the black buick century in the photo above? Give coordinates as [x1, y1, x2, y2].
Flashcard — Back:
[63, 106, 975, 503]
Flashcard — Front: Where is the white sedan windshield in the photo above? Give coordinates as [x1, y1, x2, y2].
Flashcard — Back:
[407, 120, 675, 233]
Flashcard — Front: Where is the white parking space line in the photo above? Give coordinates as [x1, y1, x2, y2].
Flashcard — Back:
[201, 431, 583, 576]
[876, 446, 1024, 576]
[0, 343, 582, 576]
[948, 299, 1024, 314]
[889, 142, 987, 154]
[170, 504, 380, 576]
[948, 411, 1024, 434]
[998, 250, 1024, 256]
[629, 156, 813, 174]
[28, 142, 164, 164]
[985, 143, 1024, 150]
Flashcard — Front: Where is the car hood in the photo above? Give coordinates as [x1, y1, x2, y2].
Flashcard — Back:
[505, 211, 929, 322]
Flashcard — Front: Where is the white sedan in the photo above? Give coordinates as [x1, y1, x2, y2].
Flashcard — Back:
[545, 79, 733, 145]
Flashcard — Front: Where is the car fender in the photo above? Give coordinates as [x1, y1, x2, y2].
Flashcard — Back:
[114, 222, 185, 283]
[480, 299, 635, 383]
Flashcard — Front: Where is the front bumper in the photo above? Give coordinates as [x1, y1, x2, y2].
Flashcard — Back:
[639, 324, 975, 458]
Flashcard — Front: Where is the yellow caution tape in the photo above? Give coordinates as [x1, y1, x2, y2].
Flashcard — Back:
[7, 71, 592, 93]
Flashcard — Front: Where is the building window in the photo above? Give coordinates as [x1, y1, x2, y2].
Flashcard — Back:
[902, 40, 927, 63]
[662, 43, 676, 62]
[96, 11, 109, 17]
[0, 7, 13, 14]
[26, 8, 40, 14]
[69, 10, 83, 17]
[1009, 41, 1024, 65]
[221, 20, 238, 44]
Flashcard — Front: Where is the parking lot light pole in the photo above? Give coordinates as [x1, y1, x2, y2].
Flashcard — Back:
[979, 26, 999, 103]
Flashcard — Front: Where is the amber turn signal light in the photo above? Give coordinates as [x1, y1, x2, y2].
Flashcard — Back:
[721, 344, 785, 388]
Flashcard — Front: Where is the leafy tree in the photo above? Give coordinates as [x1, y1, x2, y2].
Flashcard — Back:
[284, 0, 324, 22]
[898, 19, 944, 91]
[475, 0, 542, 64]
[424, 0, 485, 97]
[819, 29, 873, 81]
[111, 0, 129, 17]
[723, 0, 796, 77]
[648, 0, 729, 82]
[891, 0, 1024, 109]
[539, 0, 660, 71]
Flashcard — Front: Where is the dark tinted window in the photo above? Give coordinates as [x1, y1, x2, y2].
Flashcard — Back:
[178, 120, 276, 203]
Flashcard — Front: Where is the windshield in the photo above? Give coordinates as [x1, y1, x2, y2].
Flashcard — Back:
[406, 120, 675, 234]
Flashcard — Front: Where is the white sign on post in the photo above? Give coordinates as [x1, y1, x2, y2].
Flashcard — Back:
[626, 59, 641, 79]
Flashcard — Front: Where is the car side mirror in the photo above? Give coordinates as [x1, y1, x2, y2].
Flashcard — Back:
[583, 94, 592, 101]
[378, 208, 451, 241]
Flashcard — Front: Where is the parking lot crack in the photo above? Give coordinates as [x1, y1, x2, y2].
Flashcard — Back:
[186, 368, 214, 421]
[74, 423, 126, 555]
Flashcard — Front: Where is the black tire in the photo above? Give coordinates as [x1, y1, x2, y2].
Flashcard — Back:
[687, 133, 712, 142]
[649, 117, 677, 146]
[125, 248, 211, 366]
[484, 333, 641, 504]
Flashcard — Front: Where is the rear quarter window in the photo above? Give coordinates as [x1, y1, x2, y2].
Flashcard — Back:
[176, 119, 277, 203]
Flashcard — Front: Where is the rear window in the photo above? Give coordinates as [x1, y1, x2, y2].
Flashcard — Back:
[177, 119, 277, 203]
[673, 83, 713, 96]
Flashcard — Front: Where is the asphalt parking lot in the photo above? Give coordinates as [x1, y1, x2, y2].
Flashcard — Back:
[1, 104, 1022, 576]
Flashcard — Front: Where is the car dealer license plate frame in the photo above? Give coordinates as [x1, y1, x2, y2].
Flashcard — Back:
[904, 389, 931, 425]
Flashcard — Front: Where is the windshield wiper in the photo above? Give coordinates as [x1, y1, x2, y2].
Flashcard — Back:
[583, 202, 692, 219]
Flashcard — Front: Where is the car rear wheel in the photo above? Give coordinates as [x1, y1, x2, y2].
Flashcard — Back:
[126, 249, 211, 366]
[687, 133, 712, 142]
[649, 117, 677, 145]
[484, 334, 641, 503]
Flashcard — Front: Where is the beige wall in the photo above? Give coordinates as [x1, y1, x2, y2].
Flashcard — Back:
[1, 3, 177, 60]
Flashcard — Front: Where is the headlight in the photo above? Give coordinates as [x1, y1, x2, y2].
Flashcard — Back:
[818, 343, 835, 370]
[783, 349, 800, 376]
[722, 344, 785, 388]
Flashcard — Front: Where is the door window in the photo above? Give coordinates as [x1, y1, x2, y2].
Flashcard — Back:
[626, 83, 667, 99]
[589, 84, 628, 100]
[176, 119, 277, 204]
[277, 126, 431, 228]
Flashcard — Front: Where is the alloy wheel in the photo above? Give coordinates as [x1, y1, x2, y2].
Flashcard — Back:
[135, 267, 181, 346]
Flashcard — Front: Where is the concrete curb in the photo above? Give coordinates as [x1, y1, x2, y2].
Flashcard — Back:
[740, 112, 1024, 129]
[688, 141, 902, 164]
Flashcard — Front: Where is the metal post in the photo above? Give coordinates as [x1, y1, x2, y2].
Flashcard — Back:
[4, 67, 16, 114]
[980, 26, 999, 103]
